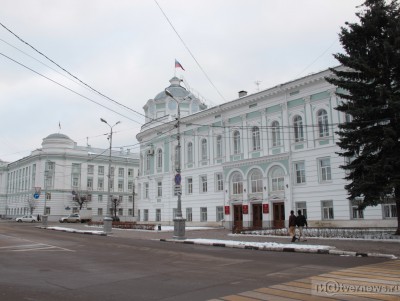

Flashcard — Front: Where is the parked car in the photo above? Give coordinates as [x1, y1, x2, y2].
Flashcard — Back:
[15, 215, 37, 223]
[59, 214, 81, 223]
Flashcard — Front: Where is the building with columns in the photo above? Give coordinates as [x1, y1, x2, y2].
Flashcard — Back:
[136, 67, 397, 229]
[1, 133, 139, 221]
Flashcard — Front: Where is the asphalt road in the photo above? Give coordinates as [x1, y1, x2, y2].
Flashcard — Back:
[0, 222, 391, 301]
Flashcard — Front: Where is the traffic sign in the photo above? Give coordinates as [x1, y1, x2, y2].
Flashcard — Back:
[175, 174, 181, 185]
[33, 193, 40, 199]
[174, 185, 182, 194]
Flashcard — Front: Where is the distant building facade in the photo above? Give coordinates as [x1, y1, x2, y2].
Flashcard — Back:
[136, 68, 397, 228]
[0, 133, 139, 221]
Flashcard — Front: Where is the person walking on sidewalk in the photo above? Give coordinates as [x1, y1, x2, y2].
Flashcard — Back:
[296, 210, 308, 241]
[289, 210, 297, 242]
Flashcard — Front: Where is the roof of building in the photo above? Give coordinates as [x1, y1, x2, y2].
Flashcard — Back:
[153, 77, 193, 101]
[45, 133, 72, 140]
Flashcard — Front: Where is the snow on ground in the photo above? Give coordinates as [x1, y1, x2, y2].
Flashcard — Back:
[186, 238, 333, 251]
[47, 226, 105, 235]
[46, 226, 334, 251]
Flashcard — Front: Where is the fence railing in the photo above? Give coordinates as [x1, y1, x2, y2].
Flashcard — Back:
[88, 221, 155, 230]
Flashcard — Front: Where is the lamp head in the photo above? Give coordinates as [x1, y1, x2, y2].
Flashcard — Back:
[100, 118, 107, 124]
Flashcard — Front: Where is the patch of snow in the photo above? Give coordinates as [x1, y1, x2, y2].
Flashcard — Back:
[187, 238, 333, 251]
[47, 226, 104, 235]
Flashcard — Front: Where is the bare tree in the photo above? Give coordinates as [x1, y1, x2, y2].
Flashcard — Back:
[111, 196, 123, 219]
[71, 190, 91, 210]
[27, 196, 37, 215]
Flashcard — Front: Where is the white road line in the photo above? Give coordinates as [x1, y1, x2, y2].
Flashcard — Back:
[13, 246, 74, 252]
[0, 233, 75, 252]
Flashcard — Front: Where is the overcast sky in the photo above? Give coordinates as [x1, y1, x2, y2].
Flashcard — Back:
[0, 0, 361, 162]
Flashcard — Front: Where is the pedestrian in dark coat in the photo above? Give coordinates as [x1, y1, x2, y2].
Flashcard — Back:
[296, 210, 308, 241]
[288, 210, 297, 242]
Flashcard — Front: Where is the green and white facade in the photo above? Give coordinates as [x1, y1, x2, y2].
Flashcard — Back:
[136, 68, 397, 229]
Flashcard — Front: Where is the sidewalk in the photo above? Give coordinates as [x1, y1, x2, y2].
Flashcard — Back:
[43, 223, 400, 259]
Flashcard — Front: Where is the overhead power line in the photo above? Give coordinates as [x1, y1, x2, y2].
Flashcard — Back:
[0, 21, 146, 122]
[0, 52, 141, 124]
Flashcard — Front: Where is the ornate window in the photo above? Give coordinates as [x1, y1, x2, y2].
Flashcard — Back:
[250, 169, 263, 193]
[317, 109, 329, 137]
[271, 121, 281, 146]
[293, 115, 304, 142]
[215, 173, 223, 191]
[252, 126, 260, 151]
[318, 157, 332, 182]
[145, 154, 150, 172]
[233, 131, 241, 154]
[201, 139, 208, 160]
[187, 142, 193, 163]
[231, 172, 243, 195]
[216, 135, 222, 157]
[294, 161, 306, 184]
[270, 166, 284, 192]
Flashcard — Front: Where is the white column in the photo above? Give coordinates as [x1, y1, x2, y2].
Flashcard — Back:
[304, 96, 314, 149]
[242, 114, 249, 159]
[281, 102, 289, 152]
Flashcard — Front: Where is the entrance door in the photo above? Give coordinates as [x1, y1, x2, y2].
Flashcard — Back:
[252, 204, 262, 229]
[233, 205, 243, 231]
[273, 202, 285, 228]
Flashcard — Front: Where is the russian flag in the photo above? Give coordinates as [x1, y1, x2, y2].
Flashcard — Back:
[175, 59, 185, 71]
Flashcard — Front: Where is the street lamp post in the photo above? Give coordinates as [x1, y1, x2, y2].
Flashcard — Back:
[165, 89, 186, 239]
[42, 166, 49, 227]
[100, 118, 121, 234]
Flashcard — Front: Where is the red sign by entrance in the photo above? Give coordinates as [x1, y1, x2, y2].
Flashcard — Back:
[224, 206, 230, 215]
[242, 205, 248, 214]
[263, 204, 269, 214]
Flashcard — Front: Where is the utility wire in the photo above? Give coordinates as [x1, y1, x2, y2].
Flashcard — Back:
[0, 23, 184, 130]
[0, 22, 146, 122]
[295, 38, 338, 78]
[0, 51, 141, 124]
[153, 0, 226, 102]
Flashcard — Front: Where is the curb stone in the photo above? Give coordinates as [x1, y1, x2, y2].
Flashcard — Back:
[163, 239, 397, 259]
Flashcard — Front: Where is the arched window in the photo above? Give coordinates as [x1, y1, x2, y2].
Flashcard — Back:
[252, 126, 260, 151]
[250, 169, 263, 193]
[216, 135, 222, 157]
[187, 142, 193, 163]
[231, 172, 243, 195]
[317, 109, 329, 137]
[293, 115, 304, 142]
[201, 139, 208, 160]
[233, 131, 241, 154]
[270, 166, 285, 192]
[271, 121, 281, 147]
[157, 149, 163, 170]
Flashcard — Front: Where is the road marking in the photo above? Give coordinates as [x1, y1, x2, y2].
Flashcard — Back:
[0, 243, 74, 252]
[0, 234, 75, 252]
[211, 260, 400, 301]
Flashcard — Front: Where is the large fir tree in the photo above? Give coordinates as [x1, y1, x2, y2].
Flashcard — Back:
[326, 0, 400, 234]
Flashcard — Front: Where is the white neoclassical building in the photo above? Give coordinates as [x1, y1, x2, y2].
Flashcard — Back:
[136, 68, 397, 229]
[0, 133, 139, 221]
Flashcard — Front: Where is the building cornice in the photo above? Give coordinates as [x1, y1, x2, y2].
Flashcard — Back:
[222, 153, 289, 170]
